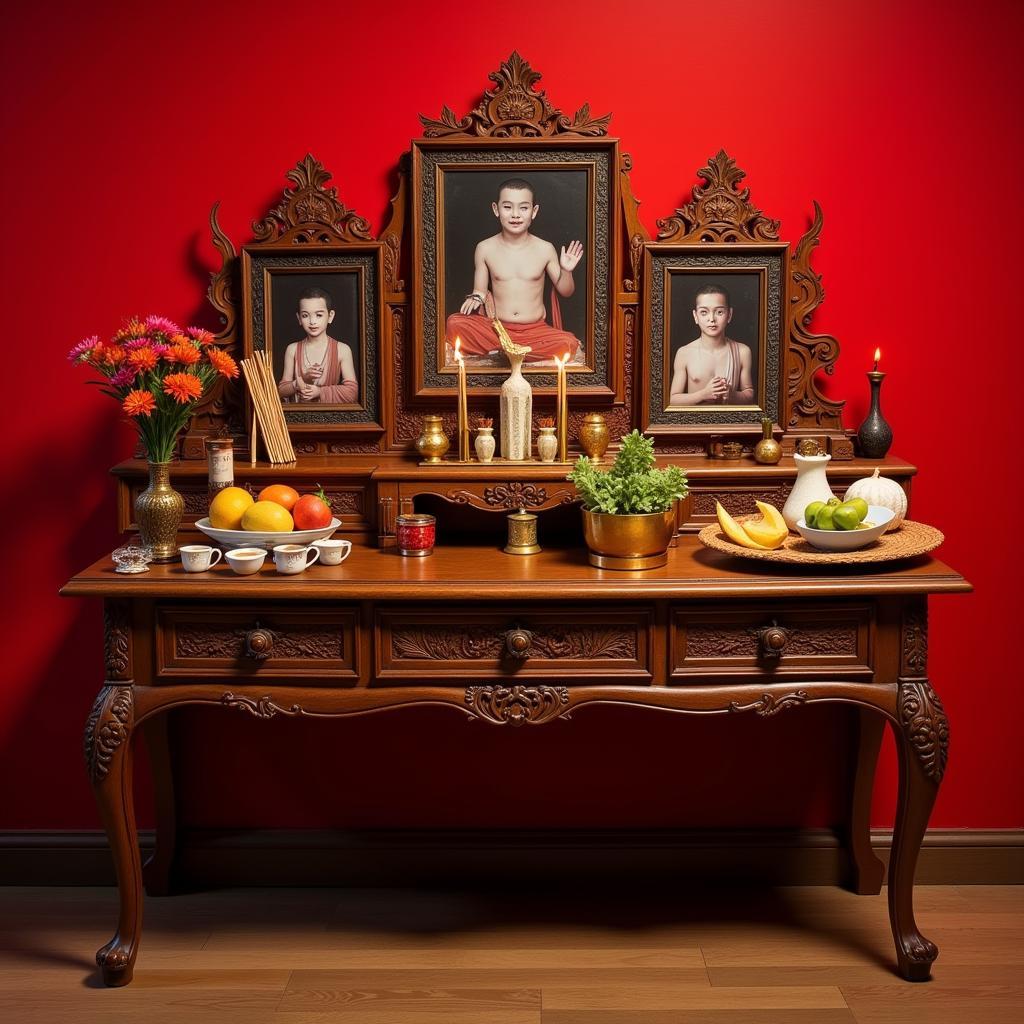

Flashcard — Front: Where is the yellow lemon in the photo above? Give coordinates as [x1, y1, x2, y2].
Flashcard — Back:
[716, 501, 767, 549]
[209, 486, 254, 530]
[241, 500, 294, 533]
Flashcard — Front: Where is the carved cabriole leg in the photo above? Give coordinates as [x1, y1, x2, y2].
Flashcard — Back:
[888, 600, 948, 981]
[845, 707, 886, 894]
[85, 684, 140, 986]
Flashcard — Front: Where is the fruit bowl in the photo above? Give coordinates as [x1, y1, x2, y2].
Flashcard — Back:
[195, 517, 341, 551]
[794, 505, 895, 551]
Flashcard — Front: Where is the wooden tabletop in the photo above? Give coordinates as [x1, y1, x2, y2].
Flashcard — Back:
[61, 536, 970, 601]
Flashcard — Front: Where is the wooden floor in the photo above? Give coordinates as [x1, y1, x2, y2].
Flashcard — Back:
[0, 883, 1021, 1022]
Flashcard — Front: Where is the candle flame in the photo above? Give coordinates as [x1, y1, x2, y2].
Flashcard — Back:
[454, 336, 463, 363]
[562, 351, 571, 363]
[874, 347, 881, 362]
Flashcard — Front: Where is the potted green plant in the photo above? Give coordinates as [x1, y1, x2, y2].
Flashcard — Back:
[568, 430, 688, 569]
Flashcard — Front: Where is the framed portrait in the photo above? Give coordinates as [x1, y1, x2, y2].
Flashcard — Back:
[642, 244, 787, 433]
[241, 245, 382, 431]
[412, 140, 619, 396]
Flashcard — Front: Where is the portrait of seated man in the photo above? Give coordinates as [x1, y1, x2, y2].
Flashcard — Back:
[444, 178, 585, 367]
[669, 284, 755, 406]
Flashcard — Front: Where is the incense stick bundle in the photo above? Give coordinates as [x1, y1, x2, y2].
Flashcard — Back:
[240, 352, 295, 464]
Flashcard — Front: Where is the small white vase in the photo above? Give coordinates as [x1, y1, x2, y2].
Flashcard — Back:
[536, 426, 557, 463]
[474, 426, 495, 463]
[500, 351, 532, 461]
[782, 452, 835, 530]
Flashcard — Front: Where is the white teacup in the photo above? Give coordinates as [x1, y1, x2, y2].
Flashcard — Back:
[312, 538, 352, 566]
[180, 544, 223, 573]
[272, 544, 320, 575]
[225, 547, 267, 575]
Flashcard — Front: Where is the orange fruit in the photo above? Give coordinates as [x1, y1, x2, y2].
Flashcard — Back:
[241, 501, 293, 533]
[257, 484, 300, 511]
[209, 486, 254, 530]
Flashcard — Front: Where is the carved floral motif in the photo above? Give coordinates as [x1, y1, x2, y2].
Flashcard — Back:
[221, 693, 308, 719]
[465, 684, 570, 725]
[392, 625, 637, 662]
[901, 604, 928, 677]
[176, 624, 343, 661]
[691, 486, 793, 517]
[84, 686, 133, 783]
[729, 690, 809, 716]
[898, 680, 949, 783]
[686, 622, 857, 659]
[419, 52, 611, 139]
[103, 602, 131, 681]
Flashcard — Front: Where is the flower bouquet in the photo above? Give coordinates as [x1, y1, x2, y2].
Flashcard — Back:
[69, 316, 239, 560]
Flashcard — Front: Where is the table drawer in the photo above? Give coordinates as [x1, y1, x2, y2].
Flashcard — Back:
[375, 605, 653, 683]
[156, 604, 359, 682]
[671, 602, 874, 682]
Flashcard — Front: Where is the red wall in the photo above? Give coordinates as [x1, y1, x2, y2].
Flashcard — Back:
[2, 0, 1021, 833]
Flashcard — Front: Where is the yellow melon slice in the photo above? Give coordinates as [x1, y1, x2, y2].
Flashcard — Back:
[716, 501, 768, 549]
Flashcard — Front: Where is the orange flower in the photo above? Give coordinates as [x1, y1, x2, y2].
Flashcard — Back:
[122, 389, 156, 417]
[168, 342, 200, 365]
[114, 319, 148, 342]
[127, 346, 158, 371]
[207, 347, 239, 378]
[101, 344, 126, 367]
[163, 372, 204, 404]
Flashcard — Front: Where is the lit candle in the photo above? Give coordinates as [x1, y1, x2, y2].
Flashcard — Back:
[557, 352, 570, 462]
[873, 347, 881, 372]
[455, 337, 469, 461]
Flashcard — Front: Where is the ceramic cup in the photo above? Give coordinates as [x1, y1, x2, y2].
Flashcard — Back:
[312, 538, 352, 566]
[180, 544, 223, 573]
[225, 547, 267, 575]
[272, 544, 320, 575]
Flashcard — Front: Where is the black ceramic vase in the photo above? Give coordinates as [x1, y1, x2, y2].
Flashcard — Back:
[857, 371, 893, 459]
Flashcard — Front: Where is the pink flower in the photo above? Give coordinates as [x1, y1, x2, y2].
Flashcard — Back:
[151, 343, 170, 358]
[123, 336, 153, 350]
[145, 315, 182, 336]
[109, 366, 138, 388]
[186, 326, 215, 346]
[68, 335, 99, 362]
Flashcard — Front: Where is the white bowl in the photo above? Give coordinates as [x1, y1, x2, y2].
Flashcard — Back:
[795, 505, 895, 552]
[224, 547, 267, 575]
[195, 517, 341, 551]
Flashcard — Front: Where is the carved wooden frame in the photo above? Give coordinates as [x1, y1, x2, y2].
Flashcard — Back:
[641, 243, 787, 433]
[241, 242, 384, 434]
[405, 52, 626, 403]
[640, 151, 850, 455]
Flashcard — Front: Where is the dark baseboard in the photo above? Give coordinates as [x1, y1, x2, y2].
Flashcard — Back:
[1, 827, 1021, 887]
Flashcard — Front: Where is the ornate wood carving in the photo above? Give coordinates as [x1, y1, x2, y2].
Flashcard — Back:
[901, 601, 928, 677]
[465, 684, 571, 725]
[686, 622, 857, 659]
[221, 693, 309, 719]
[656, 151, 781, 244]
[482, 483, 548, 508]
[84, 686, 133, 783]
[690, 485, 793, 517]
[786, 201, 846, 432]
[419, 52, 611, 140]
[176, 624, 343, 661]
[103, 601, 132, 681]
[898, 680, 949, 783]
[729, 690, 809, 716]
[252, 154, 373, 245]
[392, 625, 637, 662]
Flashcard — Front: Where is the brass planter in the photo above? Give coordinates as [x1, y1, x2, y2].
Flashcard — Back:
[135, 461, 184, 562]
[581, 507, 676, 570]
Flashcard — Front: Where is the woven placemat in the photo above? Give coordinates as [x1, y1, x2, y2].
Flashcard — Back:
[697, 519, 945, 565]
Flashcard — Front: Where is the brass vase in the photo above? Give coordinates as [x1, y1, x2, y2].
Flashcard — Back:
[136, 461, 184, 562]
[581, 507, 677, 570]
[578, 413, 610, 461]
[416, 415, 450, 463]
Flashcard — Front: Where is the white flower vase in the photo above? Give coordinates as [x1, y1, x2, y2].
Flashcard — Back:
[782, 452, 835, 530]
[500, 351, 532, 461]
[536, 426, 558, 463]
[474, 426, 495, 463]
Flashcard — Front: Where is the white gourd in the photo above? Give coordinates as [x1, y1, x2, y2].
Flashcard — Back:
[844, 468, 907, 527]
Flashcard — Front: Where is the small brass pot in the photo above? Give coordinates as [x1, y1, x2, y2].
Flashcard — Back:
[416, 415, 450, 463]
[581, 507, 676, 570]
[578, 413, 610, 460]
[136, 461, 184, 562]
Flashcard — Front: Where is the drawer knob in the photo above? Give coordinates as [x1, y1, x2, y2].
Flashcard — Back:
[759, 623, 789, 659]
[504, 628, 533, 660]
[245, 626, 275, 660]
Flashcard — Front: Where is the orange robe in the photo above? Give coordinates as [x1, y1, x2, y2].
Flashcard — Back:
[446, 294, 581, 362]
[293, 336, 358, 403]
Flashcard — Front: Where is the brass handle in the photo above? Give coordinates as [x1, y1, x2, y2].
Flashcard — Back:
[245, 626, 275, 660]
[504, 628, 533, 660]
[758, 623, 789, 659]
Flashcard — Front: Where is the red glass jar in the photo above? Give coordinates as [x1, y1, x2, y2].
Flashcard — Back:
[396, 513, 436, 556]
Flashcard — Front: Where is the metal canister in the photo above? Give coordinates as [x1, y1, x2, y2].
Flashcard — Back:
[396, 513, 436, 556]
[205, 437, 234, 499]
